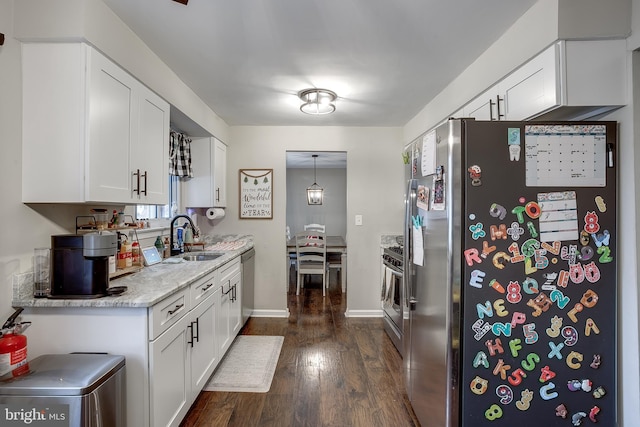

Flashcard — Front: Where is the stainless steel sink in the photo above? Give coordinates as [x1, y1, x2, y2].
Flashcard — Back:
[182, 253, 223, 262]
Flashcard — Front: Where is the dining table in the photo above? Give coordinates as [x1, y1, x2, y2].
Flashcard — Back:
[286, 235, 347, 292]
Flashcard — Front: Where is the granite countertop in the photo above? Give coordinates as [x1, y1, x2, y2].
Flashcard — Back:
[12, 234, 254, 309]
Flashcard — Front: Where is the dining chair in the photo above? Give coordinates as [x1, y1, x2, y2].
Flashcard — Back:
[286, 226, 297, 268]
[295, 231, 327, 296]
[304, 223, 326, 233]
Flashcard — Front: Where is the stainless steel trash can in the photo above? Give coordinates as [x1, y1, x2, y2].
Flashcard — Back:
[0, 353, 125, 426]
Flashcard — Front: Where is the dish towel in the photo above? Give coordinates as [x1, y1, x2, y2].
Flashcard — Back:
[169, 130, 193, 177]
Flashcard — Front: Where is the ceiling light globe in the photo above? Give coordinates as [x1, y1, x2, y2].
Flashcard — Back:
[298, 89, 337, 115]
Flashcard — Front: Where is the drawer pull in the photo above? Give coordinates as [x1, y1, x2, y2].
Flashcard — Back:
[168, 303, 184, 315]
[201, 283, 214, 292]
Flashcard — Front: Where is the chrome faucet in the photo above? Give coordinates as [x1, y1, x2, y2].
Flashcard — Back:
[170, 214, 196, 256]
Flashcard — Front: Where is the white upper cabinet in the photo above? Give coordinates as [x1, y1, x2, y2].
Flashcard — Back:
[183, 137, 227, 208]
[134, 90, 170, 203]
[22, 43, 169, 204]
[213, 139, 227, 207]
[462, 86, 503, 121]
[460, 39, 627, 123]
[499, 43, 559, 121]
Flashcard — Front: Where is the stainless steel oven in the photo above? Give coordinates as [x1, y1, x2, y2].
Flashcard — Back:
[381, 246, 403, 354]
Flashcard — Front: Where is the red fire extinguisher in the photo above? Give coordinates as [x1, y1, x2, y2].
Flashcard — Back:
[0, 308, 31, 378]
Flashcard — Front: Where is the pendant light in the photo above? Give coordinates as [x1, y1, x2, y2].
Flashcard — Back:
[307, 155, 323, 205]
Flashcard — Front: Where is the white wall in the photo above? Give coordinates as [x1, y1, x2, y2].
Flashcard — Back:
[206, 126, 404, 316]
[286, 167, 347, 238]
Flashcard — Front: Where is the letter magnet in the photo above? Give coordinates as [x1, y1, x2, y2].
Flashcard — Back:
[556, 404, 568, 418]
[489, 203, 507, 220]
[572, 412, 588, 426]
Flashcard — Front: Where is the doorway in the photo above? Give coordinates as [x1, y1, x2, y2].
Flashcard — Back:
[286, 151, 347, 296]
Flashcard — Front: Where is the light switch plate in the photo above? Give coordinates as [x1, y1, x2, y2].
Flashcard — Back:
[355, 215, 363, 226]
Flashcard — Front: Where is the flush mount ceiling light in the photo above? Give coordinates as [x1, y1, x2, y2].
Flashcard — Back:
[298, 89, 337, 115]
[307, 155, 324, 205]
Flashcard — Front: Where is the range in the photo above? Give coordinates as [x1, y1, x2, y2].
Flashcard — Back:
[381, 245, 404, 354]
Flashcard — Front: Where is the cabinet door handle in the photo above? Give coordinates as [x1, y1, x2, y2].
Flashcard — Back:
[168, 303, 184, 315]
[232, 284, 237, 302]
[187, 323, 194, 347]
[193, 317, 199, 343]
[222, 282, 232, 296]
[132, 169, 140, 195]
[496, 95, 504, 120]
[216, 188, 220, 202]
[142, 171, 148, 196]
[489, 99, 496, 121]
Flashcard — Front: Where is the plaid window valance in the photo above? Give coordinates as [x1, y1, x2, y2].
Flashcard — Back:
[169, 130, 193, 177]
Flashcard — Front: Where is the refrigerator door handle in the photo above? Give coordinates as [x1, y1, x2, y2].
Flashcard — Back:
[404, 179, 417, 308]
[408, 297, 418, 311]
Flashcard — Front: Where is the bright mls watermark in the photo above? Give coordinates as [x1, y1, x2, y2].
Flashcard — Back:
[1, 404, 69, 426]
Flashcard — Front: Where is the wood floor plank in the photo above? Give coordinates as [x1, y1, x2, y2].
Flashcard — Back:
[180, 274, 418, 427]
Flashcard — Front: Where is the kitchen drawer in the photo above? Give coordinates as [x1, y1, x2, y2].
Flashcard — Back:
[217, 258, 240, 286]
[149, 289, 190, 340]
[190, 271, 217, 308]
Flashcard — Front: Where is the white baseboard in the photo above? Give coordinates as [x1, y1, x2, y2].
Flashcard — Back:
[250, 308, 383, 318]
[250, 308, 290, 318]
[344, 309, 384, 318]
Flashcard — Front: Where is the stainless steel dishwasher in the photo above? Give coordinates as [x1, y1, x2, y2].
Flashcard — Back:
[241, 248, 255, 325]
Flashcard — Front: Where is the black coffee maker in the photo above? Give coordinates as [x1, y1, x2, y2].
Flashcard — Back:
[49, 233, 117, 299]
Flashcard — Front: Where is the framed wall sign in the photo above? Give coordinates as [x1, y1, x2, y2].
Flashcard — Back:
[239, 169, 273, 219]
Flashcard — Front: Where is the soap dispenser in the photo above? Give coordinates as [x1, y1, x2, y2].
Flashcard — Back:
[154, 236, 164, 256]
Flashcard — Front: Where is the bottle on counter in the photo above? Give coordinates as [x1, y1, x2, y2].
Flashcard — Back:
[184, 227, 193, 244]
[176, 228, 184, 253]
[117, 236, 132, 269]
[132, 241, 141, 266]
[163, 237, 170, 258]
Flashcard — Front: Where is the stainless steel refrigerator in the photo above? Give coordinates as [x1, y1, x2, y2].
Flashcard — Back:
[403, 119, 616, 427]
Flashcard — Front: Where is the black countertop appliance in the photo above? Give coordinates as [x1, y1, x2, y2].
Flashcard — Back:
[49, 233, 117, 299]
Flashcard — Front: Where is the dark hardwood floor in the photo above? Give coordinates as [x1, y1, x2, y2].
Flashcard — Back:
[180, 271, 419, 427]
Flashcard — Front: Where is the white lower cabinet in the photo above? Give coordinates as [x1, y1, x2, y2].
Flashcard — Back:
[18, 256, 246, 427]
[149, 262, 241, 427]
[189, 288, 220, 398]
[216, 259, 242, 356]
[149, 312, 191, 427]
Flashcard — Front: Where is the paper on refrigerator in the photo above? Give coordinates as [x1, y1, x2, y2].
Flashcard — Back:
[412, 215, 424, 266]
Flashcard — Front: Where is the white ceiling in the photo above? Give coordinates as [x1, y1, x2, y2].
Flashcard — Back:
[102, 0, 536, 129]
